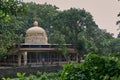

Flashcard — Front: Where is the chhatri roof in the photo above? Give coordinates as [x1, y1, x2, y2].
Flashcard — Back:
[26, 21, 46, 34]
[25, 21, 48, 44]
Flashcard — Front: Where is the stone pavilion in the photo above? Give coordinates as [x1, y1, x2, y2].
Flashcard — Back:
[0, 21, 77, 66]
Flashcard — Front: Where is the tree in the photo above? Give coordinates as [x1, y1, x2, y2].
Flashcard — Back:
[0, 2, 60, 59]
[108, 38, 120, 55]
[92, 29, 113, 55]
[0, 2, 114, 60]
[0, 0, 26, 20]
[52, 8, 113, 57]
[15, 2, 59, 40]
[0, 0, 26, 58]
[60, 54, 120, 80]
[52, 8, 93, 43]
[11, 3, 113, 57]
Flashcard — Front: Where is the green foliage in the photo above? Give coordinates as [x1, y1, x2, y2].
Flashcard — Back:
[60, 54, 120, 80]
[0, 16, 23, 59]
[108, 38, 120, 55]
[2, 54, 120, 80]
[16, 73, 27, 80]
[0, 0, 27, 20]
[2, 72, 60, 80]
[49, 30, 65, 44]
[33, 72, 60, 80]
[2, 78, 12, 80]
[77, 37, 98, 54]
[52, 8, 93, 44]
[0, 2, 115, 59]
[2, 73, 27, 80]
[0, 47, 7, 60]
[51, 8, 113, 56]
[0, 0, 26, 58]
[94, 30, 113, 55]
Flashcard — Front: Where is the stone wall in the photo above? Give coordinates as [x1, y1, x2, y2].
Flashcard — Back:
[0, 66, 62, 78]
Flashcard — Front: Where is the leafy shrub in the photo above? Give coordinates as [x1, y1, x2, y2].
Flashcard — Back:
[60, 54, 120, 80]
[2, 73, 27, 80]
[2, 72, 60, 80]
[36, 71, 60, 80]
[16, 73, 27, 80]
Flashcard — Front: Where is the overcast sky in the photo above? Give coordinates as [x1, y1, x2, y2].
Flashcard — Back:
[23, 0, 120, 37]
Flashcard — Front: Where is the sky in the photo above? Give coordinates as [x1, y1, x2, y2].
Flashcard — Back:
[23, 0, 120, 37]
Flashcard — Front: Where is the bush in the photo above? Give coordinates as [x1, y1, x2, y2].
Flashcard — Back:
[60, 54, 120, 80]
[2, 72, 60, 80]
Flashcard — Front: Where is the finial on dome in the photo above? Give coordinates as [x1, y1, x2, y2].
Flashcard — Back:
[33, 21, 38, 27]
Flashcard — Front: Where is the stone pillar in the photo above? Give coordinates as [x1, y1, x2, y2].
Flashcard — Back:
[18, 54, 22, 66]
[76, 53, 79, 63]
[24, 51, 27, 66]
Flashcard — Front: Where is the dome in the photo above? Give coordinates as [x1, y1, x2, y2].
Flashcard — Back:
[26, 26, 45, 34]
[25, 21, 48, 44]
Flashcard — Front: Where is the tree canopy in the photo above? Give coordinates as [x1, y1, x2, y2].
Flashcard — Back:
[0, 0, 27, 59]
[0, 0, 26, 20]
[0, 2, 117, 60]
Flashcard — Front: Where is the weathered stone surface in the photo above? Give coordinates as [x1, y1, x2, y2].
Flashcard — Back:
[25, 21, 48, 44]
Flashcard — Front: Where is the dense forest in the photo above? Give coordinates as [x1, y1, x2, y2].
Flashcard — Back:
[0, 1, 120, 80]
[0, 2, 119, 59]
